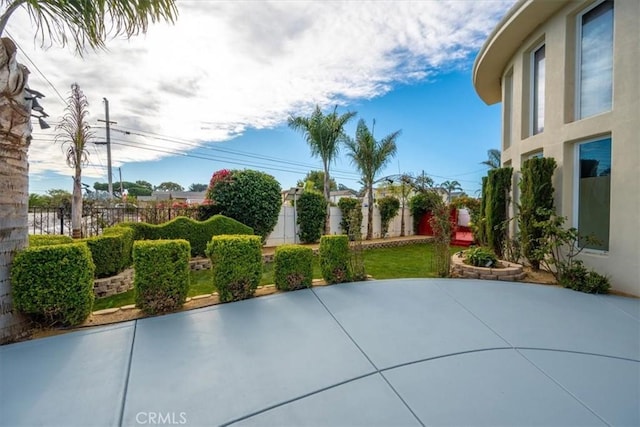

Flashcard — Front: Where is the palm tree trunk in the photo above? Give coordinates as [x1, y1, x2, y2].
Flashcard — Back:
[400, 200, 405, 237]
[323, 161, 331, 235]
[366, 182, 374, 240]
[0, 37, 32, 343]
[72, 165, 83, 238]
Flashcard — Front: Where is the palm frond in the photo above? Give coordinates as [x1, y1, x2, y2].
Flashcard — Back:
[1, 0, 177, 54]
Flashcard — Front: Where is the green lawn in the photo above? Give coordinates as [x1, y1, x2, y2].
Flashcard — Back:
[93, 243, 464, 311]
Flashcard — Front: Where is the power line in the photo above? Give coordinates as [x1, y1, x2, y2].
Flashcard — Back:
[109, 125, 361, 177]
[5, 31, 66, 105]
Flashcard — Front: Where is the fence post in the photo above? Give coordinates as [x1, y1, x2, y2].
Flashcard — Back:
[59, 206, 64, 235]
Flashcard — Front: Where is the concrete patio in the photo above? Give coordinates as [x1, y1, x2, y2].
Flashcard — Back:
[1, 279, 638, 426]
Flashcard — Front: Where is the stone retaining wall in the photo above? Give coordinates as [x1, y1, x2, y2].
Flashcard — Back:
[95, 238, 436, 298]
[94, 269, 134, 298]
[450, 253, 525, 281]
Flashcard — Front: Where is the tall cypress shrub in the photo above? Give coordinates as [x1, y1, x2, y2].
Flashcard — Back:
[518, 157, 556, 269]
[476, 176, 488, 246]
[485, 167, 512, 258]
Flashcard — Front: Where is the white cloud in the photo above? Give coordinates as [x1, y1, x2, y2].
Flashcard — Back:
[5, 0, 513, 179]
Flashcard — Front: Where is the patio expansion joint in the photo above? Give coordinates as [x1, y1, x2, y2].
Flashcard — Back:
[117, 319, 138, 427]
[515, 348, 614, 426]
[309, 287, 427, 427]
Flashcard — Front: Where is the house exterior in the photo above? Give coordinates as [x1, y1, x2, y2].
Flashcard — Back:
[473, 0, 639, 296]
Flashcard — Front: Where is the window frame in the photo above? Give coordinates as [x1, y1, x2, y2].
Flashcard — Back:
[572, 135, 612, 253]
[503, 69, 514, 149]
[574, 0, 614, 120]
[529, 42, 546, 136]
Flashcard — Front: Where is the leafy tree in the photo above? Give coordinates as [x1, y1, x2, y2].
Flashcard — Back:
[439, 180, 462, 203]
[94, 181, 152, 197]
[206, 169, 282, 241]
[28, 193, 49, 208]
[296, 191, 327, 244]
[296, 170, 337, 194]
[378, 196, 400, 237]
[188, 183, 208, 192]
[135, 180, 154, 191]
[56, 83, 93, 238]
[0, 0, 177, 343]
[155, 181, 184, 192]
[481, 149, 501, 169]
[46, 189, 72, 208]
[288, 105, 356, 234]
[344, 119, 400, 239]
[383, 174, 413, 236]
[338, 198, 362, 239]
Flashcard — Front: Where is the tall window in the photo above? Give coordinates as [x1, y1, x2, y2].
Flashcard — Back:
[577, 0, 614, 119]
[503, 70, 513, 148]
[531, 44, 545, 135]
[575, 137, 611, 251]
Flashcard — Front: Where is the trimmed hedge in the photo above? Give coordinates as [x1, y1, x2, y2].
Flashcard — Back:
[83, 235, 124, 278]
[103, 226, 134, 270]
[120, 214, 253, 257]
[206, 235, 262, 303]
[133, 239, 191, 314]
[319, 235, 351, 284]
[274, 245, 313, 291]
[12, 243, 95, 326]
[28, 235, 73, 247]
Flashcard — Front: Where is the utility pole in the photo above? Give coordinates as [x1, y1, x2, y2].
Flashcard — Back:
[119, 167, 124, 197]
[96, 98, 116, 200]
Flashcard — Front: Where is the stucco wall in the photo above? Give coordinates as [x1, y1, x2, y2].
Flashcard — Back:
[492, 0, 639, 295]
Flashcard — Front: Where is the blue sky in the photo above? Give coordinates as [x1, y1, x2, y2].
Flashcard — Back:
[11, 1, 512, 196]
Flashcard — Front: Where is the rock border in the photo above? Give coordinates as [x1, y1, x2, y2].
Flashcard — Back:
[450, 252, 525, 281]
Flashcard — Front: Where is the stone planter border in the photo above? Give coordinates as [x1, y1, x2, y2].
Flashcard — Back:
[451, 253, 525, 281]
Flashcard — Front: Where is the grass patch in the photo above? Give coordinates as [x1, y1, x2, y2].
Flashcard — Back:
[93, 243, 462, 310]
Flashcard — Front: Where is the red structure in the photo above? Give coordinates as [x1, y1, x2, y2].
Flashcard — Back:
[417, 210, 474, 247]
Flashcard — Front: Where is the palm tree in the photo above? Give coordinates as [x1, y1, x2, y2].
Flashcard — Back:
[0, 0, 177, 344]
[481, 149, 501, 169]
[56, 83, 93, 239]
[440, 180, 463, 203]
[288, 105, 356, 234]
[345, 119, 400, 240]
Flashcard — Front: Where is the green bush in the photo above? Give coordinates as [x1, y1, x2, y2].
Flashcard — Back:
[133, 239, 191, 314]
[206, 169, 282, 241]
[378, 196, 400, 237]
[319, 235, 351, 284]
[83, 235, 125, 278]
[274, 245, 314, 291]
[484, 167, 512, 258]
[558, 260, 610, 294]
[103, 226, 134, 269]
[464, 247, 498, 268]
[518, 157, 556, 269]
[338, 198, 362, 239]
[206, 235, 262, 302]
[297, 191, 327, 243]
[120, 215, 253, 257]
[12, 243, 95, 326]
[28, 235, 73, 247]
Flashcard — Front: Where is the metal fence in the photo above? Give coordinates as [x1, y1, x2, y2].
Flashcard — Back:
[28, 206, 200, 237]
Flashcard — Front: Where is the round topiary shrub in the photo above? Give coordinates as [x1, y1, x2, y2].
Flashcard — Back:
[274, 245, 314, 291]
[206, 169, 282, 241]
[319, 235, 352, 284]
[12, 243, 95, 326]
